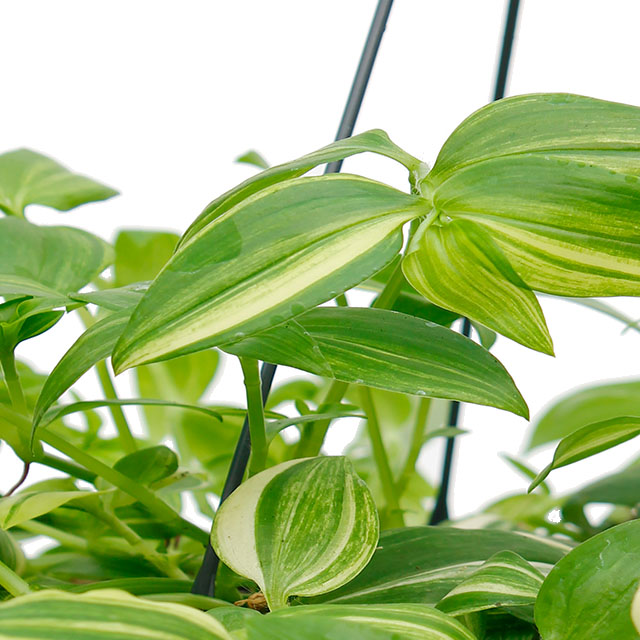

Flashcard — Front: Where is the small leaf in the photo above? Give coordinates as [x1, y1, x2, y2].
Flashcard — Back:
[0, 589, 231, 639]
[526, 378, 640, 451]
[0, 149, 118, 217]
[113, 175, 427, 372]
[251, 603, 478, 640]
[211, 457, 379, 610]
[436, 550, 544, 621]
[113, 446, 178, 485]
[236, 150, 270, 169]
[224, 307, 528, 418]
[114, 230, 179, 287]
[71, 283, 149, 311]
[0, 489, 94, 529]
[528, 417, 640, 491]
[535, 520, 640, 640]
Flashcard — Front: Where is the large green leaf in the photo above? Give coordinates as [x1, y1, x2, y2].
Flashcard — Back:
[528, 417, 640, 491]
[212, 457, 379, 611]
[180, 129, 421, 246]
[251, 604, 478, 640]
[535, 520, 640, 640]
[0, 589, 231, 639]
[0, 149, 118, 217]
[224, 307, 528, 418]
[308, 526, 568, 605]
[402, 218, 552, 354]
[436, 550, 544, 622]
[526, 379, 640, 451]
[113, 175, 427, 372]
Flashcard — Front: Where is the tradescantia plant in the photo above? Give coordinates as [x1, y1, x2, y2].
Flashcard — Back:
[1, 93, 640, 639]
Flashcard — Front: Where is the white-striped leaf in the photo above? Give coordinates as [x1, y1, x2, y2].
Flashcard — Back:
[308, 526, 568, 605]
[0, 589, 231, 639]
[535, 520, 640, 640]
[180, 129, 421, 246]
[249, 604, 478, 640]
[632, 583, 640, 634]
[113, 175, 427, 372]
[211, 456, 379, 611]
[402, 218, 552, 354]
[224, 307, 528, 417]
[436, 550, 544, 621]
[528, 417, 640, 492]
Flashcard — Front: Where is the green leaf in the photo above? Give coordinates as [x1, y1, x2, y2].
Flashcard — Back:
[33, 311, 130, 428]
[0, 528, 24, 573]
[0, 149, 118, 217]
[526, 378, 640, 451]
[436, 551, 544, 621]
[211, 457, 379, 610]
[528, 417, 640, 491]
[0, 297, 64, 351]
[402, 218, 552, 355]
[113, 175, 427, 372]
[114, 230, 179, 287]
[236, 150, 270, 170]
[535, 520, 640, 640]
[224, 307, 528, 418]
[0, 589, 231, 639]
[0, 489, 94, 529]
[0, 217, 113, 297]
[113, 446, 178, 485]
[308, 526, 568, 605]
[180, 129, 421, 246]
[71, 283, 148, 311]
[251, 604, 478, 640]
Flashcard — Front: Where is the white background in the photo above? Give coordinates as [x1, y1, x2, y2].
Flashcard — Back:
[2, 1, 640, 521]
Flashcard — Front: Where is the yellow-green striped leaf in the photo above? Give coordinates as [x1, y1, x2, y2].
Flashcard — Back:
[113, 175, 427, 372]
[211, 457, 379, 611]
[0, 489, 94, 529]
[436, 551, 544, 621]
[224, 307, 528, 417]
[535, 520, 640, 640]
[0, 589, 231, 639]
[402, 218, 552, 354]
[528, 417, 640, 492]
[0, 149, 118, 217]
[250, 604, 478, 640]
[180, 129, 421, 246]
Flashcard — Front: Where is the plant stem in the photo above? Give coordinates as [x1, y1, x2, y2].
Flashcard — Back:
[358, 385, 404, 528]
[19, 519, 89, 551]
[0, 559, 31, 597]
[77, 306, 137, 454]
[372, 259, 405, 309]
[396, 397, 431, 495]
[0, 405, 207, 544]
[0, 349, 28, 415]
[239, 356, 268, 476]
[35, 453, 97, 483]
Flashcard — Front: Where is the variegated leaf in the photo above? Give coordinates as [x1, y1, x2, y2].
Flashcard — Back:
[0, 589, 231, 639]
[436, 550, 544, 622]
[113, 175, 427, 372]
[211, 457, 379, 610]
[632, 583, 640, 635]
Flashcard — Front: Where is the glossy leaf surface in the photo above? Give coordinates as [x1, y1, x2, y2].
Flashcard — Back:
[225, 307, 528, 417]
[212, 457, 379, 610]
[114, 175, 427, 372]
[535, 520, 640, 640]
[0, 148, 117, 217]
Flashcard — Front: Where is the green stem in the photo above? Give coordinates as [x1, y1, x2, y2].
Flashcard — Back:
[372, 259, 405, 310]
[335, 293, 349, 307]
[0, 349, 28, 415]
[35, 453, 97, 483]
[77, 306, 136, 454]
[0, 559, 31, 597]
[92, 508, 189, 580]
[19, 520, 89, 551]
[358, 386, 404, 528]
[239, 356, 268, 476]
[0, 405, 207, 544]
[396, 397, 431, 495]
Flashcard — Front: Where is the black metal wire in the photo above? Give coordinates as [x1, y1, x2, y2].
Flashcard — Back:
[191, 0, 395, 597]
[429, 0, 521, 526]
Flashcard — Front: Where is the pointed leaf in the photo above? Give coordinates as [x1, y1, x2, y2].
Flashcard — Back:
[529, 417, 640, 491]
[0, 148, 118, 217]
[113, 446, 178, 485]
[180, 129, 421, 246]
[535, 520, 640, 640]
[224, 307, 528, 418]
[402, 218, 553, 354]
[236, 150, 270, 169]
[0, 589, 231, 639]
[0, 489, 94, 529]
[211, 457, 379, 610]
[113, 175, 427, 372]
